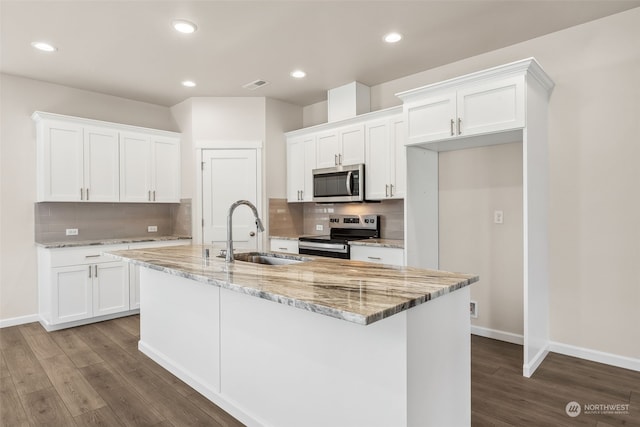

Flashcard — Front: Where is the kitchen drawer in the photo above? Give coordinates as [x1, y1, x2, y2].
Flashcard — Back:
[350, 246, 404, 266]
[49, 244, 129, 267]
[269, 238, 299, 254]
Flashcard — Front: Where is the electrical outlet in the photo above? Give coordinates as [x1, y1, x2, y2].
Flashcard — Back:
[470, 301, 478, 318]
[494, 210, 504, 224]
[315, 224, 324, 231]
[65, 228, 78, 236]
[147, 225, 158, 232]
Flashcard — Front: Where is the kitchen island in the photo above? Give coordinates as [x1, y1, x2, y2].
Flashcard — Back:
[108, 245, 478, 427]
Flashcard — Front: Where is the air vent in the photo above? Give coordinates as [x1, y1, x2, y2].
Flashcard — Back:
[242, 79, 270, 90]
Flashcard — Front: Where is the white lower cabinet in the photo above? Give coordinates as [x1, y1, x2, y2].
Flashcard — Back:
[350, 245, 404, 266]
[38, 240, 191, 330]
[269, 238, 298, 254]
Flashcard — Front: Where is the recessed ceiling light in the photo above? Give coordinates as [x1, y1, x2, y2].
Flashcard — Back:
[173, 20, 197, 34]
[290, 70, 306, 79]
[182, 80, 196, 87]
[31, 41, 57, 52]
[383, 32, 402, 43]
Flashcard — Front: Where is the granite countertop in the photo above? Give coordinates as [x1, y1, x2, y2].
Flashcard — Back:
[107, 245, 477, 326]
[36, 235, 192, 249]
[349, 238, 404, 249]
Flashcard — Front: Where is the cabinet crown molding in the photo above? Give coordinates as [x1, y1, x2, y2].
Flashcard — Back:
[396, 57, 554, 103]
[31, 111, 181, 138]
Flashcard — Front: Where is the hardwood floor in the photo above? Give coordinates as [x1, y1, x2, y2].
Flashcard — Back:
[471, 335, 640, 426]
[1, 317, 638, 426]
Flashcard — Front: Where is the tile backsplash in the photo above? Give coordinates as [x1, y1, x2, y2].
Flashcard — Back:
[35, 199, 192, 243]
[268, 198, 404, 240]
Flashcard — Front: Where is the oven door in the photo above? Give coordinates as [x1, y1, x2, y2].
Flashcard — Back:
[298, 240, 349, 259]
[312, 164, 364, 203]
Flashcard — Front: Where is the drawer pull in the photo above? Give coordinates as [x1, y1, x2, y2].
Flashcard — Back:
[85, 255, 101, 258]
[367, 256, 382, 260]
[279, 247, 288, 251]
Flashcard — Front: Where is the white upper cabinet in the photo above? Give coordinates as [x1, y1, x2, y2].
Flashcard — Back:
[365, 112, 405, 200]
[83, 126, 120, 202]
[120, 133, 180, 203]
[287, 135, 316, 202]
[316, 124, 365, 168]
[33, 111, 180, 203]
[35, 119, 119, 202]
[402, 75, 525, 146]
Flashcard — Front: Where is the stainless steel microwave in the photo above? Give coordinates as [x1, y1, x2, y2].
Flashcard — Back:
[312, 163, 364, 203]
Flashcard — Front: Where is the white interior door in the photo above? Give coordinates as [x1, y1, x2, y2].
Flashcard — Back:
[202, 149, 260, 251]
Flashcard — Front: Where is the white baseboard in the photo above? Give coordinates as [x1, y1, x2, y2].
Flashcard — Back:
[549, 341, 640, 373]
[0, 314, 39, 328]
[471, 325, 524, 345]
[523, 344, 550, 378]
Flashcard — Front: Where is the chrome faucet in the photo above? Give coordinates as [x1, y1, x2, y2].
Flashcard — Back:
[226, 200, 265, 263]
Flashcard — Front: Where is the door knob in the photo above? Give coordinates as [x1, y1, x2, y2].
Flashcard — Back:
[249, 231, 256, 237]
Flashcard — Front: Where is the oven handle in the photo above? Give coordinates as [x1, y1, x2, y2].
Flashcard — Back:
[346, 171, 353, 195]
[298, 241, 348, 253]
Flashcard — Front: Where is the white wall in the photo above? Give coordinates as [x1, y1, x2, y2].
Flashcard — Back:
[0, 73, 177, 322]
[304, 9, 640, 359]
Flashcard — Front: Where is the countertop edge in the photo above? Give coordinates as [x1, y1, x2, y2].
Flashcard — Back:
[36, 236, 192, 249]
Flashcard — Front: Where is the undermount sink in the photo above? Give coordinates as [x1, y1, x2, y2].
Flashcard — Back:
[224, 252, 312, 266]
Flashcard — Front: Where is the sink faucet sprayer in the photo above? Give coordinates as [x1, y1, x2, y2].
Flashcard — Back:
[226, 200, 265, 263]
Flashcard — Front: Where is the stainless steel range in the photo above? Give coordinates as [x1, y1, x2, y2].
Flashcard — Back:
[298, 215, 380, 259]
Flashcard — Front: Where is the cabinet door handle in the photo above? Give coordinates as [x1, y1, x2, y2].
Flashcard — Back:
[390, 184, 394, 197]
[153, 190, 156, 201]
[385, 184, 389, 197]
[338, 153, 342, 165]
[457, 118, 462, 135]
[334, 154, 338, 165]
[94, 265, 98, 277]
[88, 265, 92, 278]
[450, 119, 455, 136]
[80, 188, 84, 201]
[300, 190, 303, 200]
[86, 188, 89, 201]
[367, 256, 382, 260]
[148, 190, 151, 201]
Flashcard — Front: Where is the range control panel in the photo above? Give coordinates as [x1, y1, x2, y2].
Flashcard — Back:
[329, 215, 379, 230]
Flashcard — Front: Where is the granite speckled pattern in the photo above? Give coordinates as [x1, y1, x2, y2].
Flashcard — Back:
[36, 236, 192, 249]
[349, 238, 404, 249]
[107, 245, 478, 325]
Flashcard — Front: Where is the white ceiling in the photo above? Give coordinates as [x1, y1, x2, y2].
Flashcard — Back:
[2, 1, 639, 107]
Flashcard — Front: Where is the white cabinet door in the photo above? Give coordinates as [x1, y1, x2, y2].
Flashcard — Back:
[52, 265, 92, 323]
[287, 138, 305, 202]
[151, 137, 180, 202]
[287, 136, 316, 202]
[365, 120, 391, 200]
[339, 124, 365, 166]
[93, 261, 129, 316]
[390, 116, 406, 199]
[405, 93, 456, 145]
[120, 132, 152, 202]
[41, 121, 84, 201]
[316, 131, 340, 168]
[350, 246, 404, 266]
[84, 126, 120, 202]
[457, 76, 525, 137]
